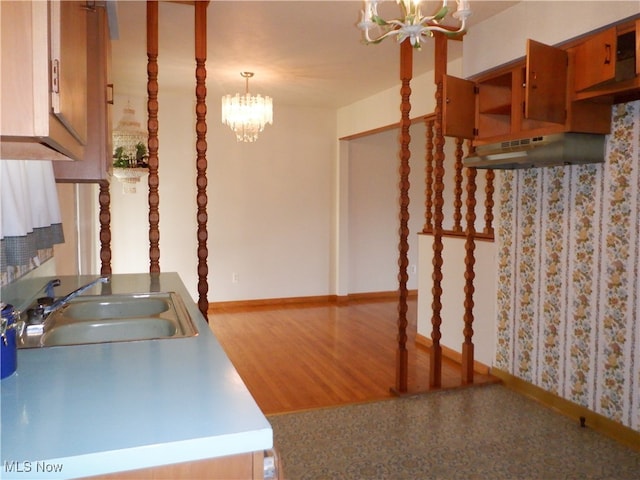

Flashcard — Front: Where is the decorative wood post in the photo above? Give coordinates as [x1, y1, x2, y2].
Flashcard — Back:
[462, 161, 477, 383]
[452, 137, 464, 232]
[195, 1, 209, 320]
[430, 32, 447, 388]
[423, 117, 434, 233]
[98, 181, 112, 275]
[395, 38, 413, 394]
[147, 0, 160, 273]
[484, 170, 495, 236]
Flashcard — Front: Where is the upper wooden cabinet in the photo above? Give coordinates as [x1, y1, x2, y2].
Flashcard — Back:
[573, 27, 618, 92]
[50, 0, 88, 146]
[525, 40, 567, 125]
[1, 1, 87, 161]
[444, 39, 611, 144]
[54, 4, 113, 182]
[571, 18, 640, 102]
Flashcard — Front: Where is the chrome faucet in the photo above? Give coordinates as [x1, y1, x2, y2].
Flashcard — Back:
[41, 279, 61, 298]
[42, 276, 111, 316]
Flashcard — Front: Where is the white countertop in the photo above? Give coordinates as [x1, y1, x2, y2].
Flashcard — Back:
[1, 273, 272, 479]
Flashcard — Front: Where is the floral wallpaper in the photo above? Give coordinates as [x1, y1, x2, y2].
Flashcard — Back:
[496, 100, 640, 432]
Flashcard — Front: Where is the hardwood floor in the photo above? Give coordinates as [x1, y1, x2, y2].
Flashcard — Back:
[208, 297, 498, 415]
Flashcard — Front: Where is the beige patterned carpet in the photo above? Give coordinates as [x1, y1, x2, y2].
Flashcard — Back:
[268, 384, 640, 480]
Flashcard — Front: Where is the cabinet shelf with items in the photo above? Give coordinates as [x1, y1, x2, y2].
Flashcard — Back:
[1, 0, 88, 161]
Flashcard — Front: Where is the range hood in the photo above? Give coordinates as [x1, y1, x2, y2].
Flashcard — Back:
[463, 133, 606, 170]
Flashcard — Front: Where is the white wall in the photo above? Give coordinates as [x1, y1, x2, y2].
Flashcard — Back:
[104, 0, 637, 311]
[418, 235, 496, 366]
[109, 91, 336, 303]
[208, 100, 335, 302]
[110, 92, 197, 297]
[346, 127, 425, 293]
[55, 183, 99, 276]
[337, 55, 463, 138]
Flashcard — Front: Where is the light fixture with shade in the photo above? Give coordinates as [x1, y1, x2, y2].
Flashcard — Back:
[221, 72, 273, 143]
[358, 0, 472, 48]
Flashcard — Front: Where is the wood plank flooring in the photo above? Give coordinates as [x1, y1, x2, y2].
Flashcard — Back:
[208, 297, 498, 415]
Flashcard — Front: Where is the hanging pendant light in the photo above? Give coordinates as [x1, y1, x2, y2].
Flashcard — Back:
[221, 72, 273, 143]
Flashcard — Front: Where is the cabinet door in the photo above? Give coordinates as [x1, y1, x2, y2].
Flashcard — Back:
[443, 74, 476, 139]
[1, 0, 86, 161]
[525, 39, 567, 124]
[50, 0, 88, 145]
[54, 6, 111, 182]
[573, 27, 617, 92]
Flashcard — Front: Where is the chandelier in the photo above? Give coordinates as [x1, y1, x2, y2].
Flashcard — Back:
[221, 72, 273, 143]
[358, 0, 471, 48]
[112, 102, 148, 167]
[111, 102, 149, 194]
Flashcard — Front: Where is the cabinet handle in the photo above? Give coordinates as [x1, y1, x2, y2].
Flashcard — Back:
[106, 84, 114, 105]
[51, 59, 60, 94]
[604, 44, 611, 65]
[81, 1, 96, 12]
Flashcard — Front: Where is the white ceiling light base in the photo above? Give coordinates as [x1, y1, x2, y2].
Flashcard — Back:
[358, 0, 472, 48]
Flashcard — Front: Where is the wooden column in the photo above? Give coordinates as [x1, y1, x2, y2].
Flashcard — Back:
[147, 0, 160, 273]
[430, 32, 447, 388]
[394, 38, 413, 394]
[484, 170, 495, 236]
[98, 181, 112, 275]
[195, 1, 209, 320]
[423, 117, 434, 233]
[452, 137, 464, 232]
[462, 159, 477, 383]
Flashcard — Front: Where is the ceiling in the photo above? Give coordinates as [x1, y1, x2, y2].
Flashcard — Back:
[111, 1, 519, 109]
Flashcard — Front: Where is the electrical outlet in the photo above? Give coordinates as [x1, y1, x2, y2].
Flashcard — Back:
[410, 264, 417, 274]
[232, 272, 239, 284]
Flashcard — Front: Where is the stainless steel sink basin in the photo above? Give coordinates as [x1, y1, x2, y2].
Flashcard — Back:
[42, 317, 177, 345]
[62, 296, 171, 320]
[19, 292, 198, 348]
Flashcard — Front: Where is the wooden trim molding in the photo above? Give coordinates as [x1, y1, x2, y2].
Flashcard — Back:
[419, 230, 494, 242]
[208, 290, 418, 311]
[490, 367, 640, 452]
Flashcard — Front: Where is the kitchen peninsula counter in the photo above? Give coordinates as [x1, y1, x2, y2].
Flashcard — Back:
[1, 273, 272, 479]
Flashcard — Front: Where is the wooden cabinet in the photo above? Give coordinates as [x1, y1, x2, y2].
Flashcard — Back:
[1, 0, 87, 161]
[444, 39, 611, 144]
[573, 27, 618, 91]
[525, 39, 567, 124]
[83, 450, 278, 480]
[54, 3, 113, 182]
[572, 18, 640, 102]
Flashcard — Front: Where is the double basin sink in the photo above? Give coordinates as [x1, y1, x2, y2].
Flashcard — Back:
[19, 292, 198, 348]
